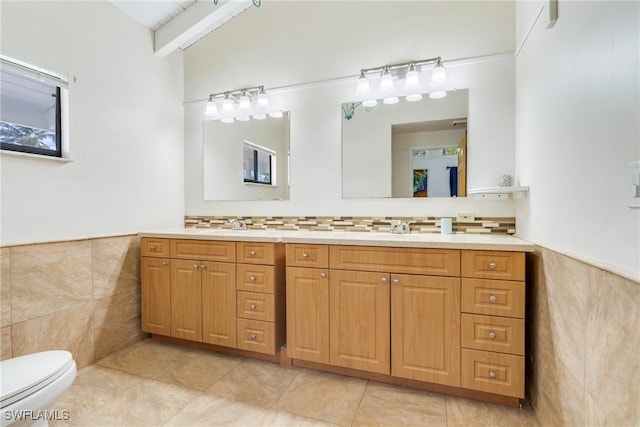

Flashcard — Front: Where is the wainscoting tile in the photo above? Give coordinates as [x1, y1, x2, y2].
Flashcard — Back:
[92, 236, 140, 299]
[1, 326, 11, 360]
[1, 247, 10, 327]
[584, 269, 640, 425]
[10, 241, 92, 323]
[93, 288, 147, 361]
[11, 301, 94, 369]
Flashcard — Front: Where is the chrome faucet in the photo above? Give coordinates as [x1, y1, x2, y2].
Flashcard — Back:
[229, 219, 247, 230]
[388, 220, 413, 234]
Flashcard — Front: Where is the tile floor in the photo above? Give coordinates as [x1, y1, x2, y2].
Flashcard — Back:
[51, 339, 539, 426]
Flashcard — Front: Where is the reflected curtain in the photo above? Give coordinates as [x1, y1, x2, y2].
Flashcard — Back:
[449, 167, 458, 197]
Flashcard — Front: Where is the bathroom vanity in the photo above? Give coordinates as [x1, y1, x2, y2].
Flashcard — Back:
[139, 229, 533, 406]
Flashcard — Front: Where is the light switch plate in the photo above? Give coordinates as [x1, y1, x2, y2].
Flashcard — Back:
[630, 161, 640, 208]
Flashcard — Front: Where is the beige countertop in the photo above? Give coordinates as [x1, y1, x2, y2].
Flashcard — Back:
[139, 228, 535, 252]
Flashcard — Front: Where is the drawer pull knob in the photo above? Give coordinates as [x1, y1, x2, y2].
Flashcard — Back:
[249, 250, 256, 256]
[392, 278, 400, 285]
[149, 245, 156, 250]
[250, 304, 257, 310]
[320, 272, 327, 278]
[489, 331, 497, 339]
[249, 275, 256, 281]
[161, 261, 168, 267]
[488, 262, 497, 269]
[381, 277, 388, 284]
[193, 264, 199, 269]
[201, 264, 207, 269]
[302, 253, 309, 259]
[250, 334, 257, 340]
[489, 371, 496, 379]
[489, 295, 497, 303]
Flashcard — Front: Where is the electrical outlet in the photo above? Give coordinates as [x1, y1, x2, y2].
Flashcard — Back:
[457, 212, 475, 222]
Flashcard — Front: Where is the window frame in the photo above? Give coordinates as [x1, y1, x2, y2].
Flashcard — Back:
[242, 140, 275, 186]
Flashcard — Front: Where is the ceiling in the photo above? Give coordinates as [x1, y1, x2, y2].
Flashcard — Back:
[105, 0, 254, 57]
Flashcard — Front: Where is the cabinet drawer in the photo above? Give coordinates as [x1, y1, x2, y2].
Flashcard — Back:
[330, 246, 460, 277]
[237, 318, 276, 354]
[461, 251, 525, 281]
[170, 239, 235, 262]
[237, 242, 275, 265]
[462, 278, 525, 318]
[237, 291, 275, 322]
[286, 244, 329, 268]
[461, 314, 524, 356]
[141, 238, 170, 258]
[237, 264, 275, 294]
[461, 349, 524, 398]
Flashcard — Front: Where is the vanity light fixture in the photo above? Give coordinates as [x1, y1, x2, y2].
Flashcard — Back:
[354, 56, 449, 107]
[203, 85, 282, 123]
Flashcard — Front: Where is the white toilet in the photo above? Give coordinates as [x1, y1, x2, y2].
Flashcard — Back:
[0, 351, 76, 427]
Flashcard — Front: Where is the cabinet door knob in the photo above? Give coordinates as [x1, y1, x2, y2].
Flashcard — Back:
[161, 261, 168, 267]
[489, 295, 497, 303]
[201, 264, 207, 269]
[249, 334, 257, 340]
[489, 331, 496, 339]
[392, 278, 400, 285]
[488, 262, 497, 269]
[489, 371, 496, 379]
[320, 272, 327, 278]
[302, 252, 309, 259]
[249, 250, 256, 256]
[250, 304, 257, 310]
[193, 264, 199, 269]
[381, 277, 388, 283]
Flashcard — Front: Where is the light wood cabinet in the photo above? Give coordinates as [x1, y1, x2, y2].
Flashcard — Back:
[329, 270, 390, 375]
[391, 273, 460, 386]
[285, 243, 527, 405]
[141, 237, 286, 359]
[285, 266, 330, 363]
[202, 261, 236, 347]
[141, 257, 171, 335]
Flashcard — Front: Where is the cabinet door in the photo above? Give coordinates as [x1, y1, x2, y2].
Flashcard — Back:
[141, 257, 171, 335]
[286, 267, 329, 363]
[170, 259, 203, 341]
[391, 274, 460, 386]
[202, 261, 237, 347]
[330, 270, 390, 375]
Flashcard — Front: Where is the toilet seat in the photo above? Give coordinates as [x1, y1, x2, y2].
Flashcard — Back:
[0, 351, 75, 409]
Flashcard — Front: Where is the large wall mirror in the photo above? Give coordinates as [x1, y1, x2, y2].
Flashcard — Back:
[203, 113, 290, 201]
[342, 89, 468, 199]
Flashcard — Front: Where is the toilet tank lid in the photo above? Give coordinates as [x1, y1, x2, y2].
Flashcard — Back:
[0, 350, 75, 403]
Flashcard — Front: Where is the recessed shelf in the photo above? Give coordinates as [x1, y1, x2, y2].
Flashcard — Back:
[468, 186, 529, 200]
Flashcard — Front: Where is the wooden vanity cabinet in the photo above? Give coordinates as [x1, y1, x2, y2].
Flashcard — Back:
[141, 237, 286, 359]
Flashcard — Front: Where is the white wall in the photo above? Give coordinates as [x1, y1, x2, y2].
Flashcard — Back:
[0, 1, 185, 245]
[184, 1, 518, 218]
[515, 1, 640, 278]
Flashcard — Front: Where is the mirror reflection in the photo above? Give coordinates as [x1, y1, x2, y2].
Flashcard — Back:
[203, 113, 290, 201]
[342, 89, 468, 199]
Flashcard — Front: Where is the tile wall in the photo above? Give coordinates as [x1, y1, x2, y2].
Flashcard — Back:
[0, 235, 147, 368]
[527, 247, 639, 426]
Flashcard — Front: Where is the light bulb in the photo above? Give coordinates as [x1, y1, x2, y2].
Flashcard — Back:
[383, 96, 399, 105]
[430, 61, 447, 86]
[355, 71, 371, 98]
[257, 87, 269, 108]
[269, 110, 283, 118]
[237, 115, 250, 122]
[222, 94, 234, 113]
[204, 97, 218, 117]
[406, 93, 423, 102]
[429, 90, 447, 99]
[379, 67, 395, 95]
[403, 64, 421, 92]
[253, 113, 266, 120]
[362, 99, 377, 108]
[239, 91, 251, 110]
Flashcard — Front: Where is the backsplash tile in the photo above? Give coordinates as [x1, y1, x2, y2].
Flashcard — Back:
[184, 216, 516, 235]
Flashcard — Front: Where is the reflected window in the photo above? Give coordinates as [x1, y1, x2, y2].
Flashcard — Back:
[243, 140, 275, 185]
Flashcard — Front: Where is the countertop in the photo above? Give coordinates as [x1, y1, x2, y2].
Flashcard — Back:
[139, 228, 535, 252]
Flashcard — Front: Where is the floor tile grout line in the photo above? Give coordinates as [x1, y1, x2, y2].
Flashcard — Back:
[267, 365, 303, 410]
[350, 379, 369, 427]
